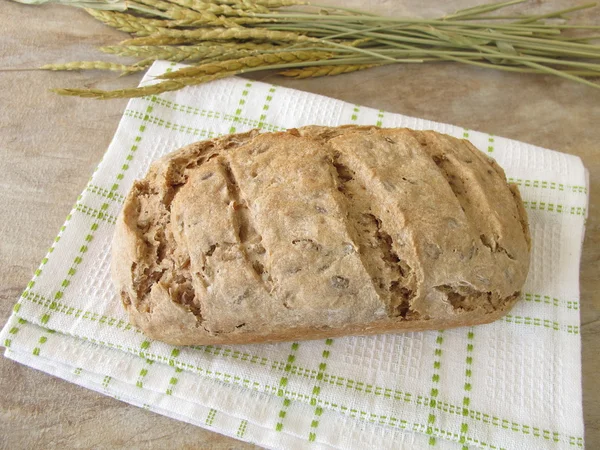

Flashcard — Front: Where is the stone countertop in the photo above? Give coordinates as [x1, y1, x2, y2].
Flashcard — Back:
[1, 0, 598, 448]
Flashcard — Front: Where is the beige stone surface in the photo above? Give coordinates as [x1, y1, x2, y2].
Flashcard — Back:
[0, 0, 598, 448]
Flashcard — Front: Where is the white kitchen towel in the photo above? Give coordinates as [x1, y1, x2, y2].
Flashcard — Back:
[1, 61, 587, 450]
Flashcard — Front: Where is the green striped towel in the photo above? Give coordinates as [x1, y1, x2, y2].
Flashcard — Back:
[0, 61, 588, 449]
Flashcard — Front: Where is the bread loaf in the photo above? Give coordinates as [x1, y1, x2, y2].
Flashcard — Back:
[111, 126, 531, 345]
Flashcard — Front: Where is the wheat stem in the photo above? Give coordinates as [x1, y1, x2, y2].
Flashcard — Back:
[443, 0, 526, 20]
[515, 2, 597, 24]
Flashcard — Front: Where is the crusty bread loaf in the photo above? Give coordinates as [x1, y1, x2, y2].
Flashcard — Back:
[111, 126, 531, 345]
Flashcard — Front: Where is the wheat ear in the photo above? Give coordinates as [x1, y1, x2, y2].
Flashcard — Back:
[279, 64, 379, 78]
[41, 61, 146, 72]
[52, 71, 236, 99]
[158, 26, 312, 42]
[163, 0, 268, 15]
[158, 50, 332, 78]
[100, 42, 285, 59]
[134, 0, 239, 27]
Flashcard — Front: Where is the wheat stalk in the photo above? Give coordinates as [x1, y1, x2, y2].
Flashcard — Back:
[199, 0, 304, 7]
[133, 0, 194, 13]
[134, 0, 239, 27]
[279, 63, 378, 78]
[158, 26, 313, 42]
[101, 41, 283, 57]
[158, 50, 332, 78]
[159, 0, 279, 24]
[88, 8, 244, 31]
[85, 9, 171, 35]
[163, 0, 267, 15]
[149, 0, 278, 24]
[52, 71, 237, 99]
[50, 48, 327, 99]
[118, 58, 156, 75]
[224, 0, 270, 13]
[115, 46, 266, 63]
[100, 43, 282, 62]
[243, 0, 305, 7]
[118, 35, 197, 46]
[121, 26, 314, 46]
[225, 16, 281, 25]
[41, 61, 147, 72]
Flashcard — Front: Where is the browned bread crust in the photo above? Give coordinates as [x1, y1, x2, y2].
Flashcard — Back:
[111, 126, 531, 345]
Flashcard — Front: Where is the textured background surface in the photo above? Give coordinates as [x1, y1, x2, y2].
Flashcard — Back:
[0, 0, 598, 448]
